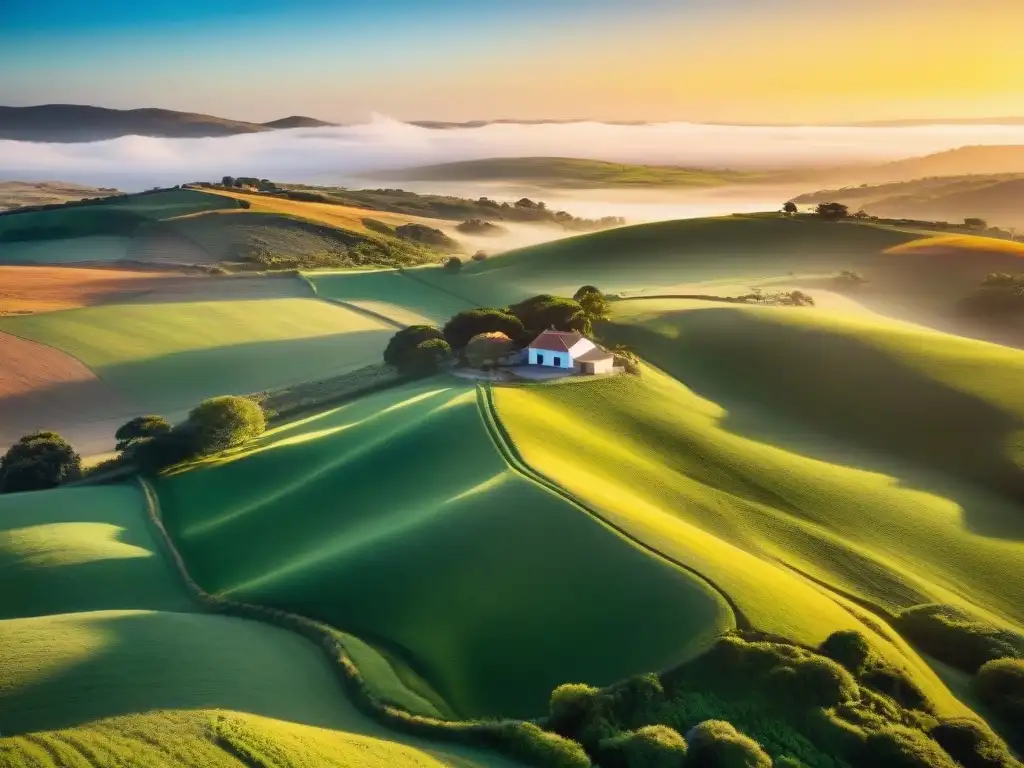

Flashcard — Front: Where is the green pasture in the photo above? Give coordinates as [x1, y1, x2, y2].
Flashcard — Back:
[0, 297, 394, 409]
[0, 482, 515, 767]
[305, 268, 474, 325]
[155, 379, 733, 718]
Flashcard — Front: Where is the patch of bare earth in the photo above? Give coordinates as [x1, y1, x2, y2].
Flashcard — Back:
[0, 331, 137, 456]
[0, 266, 187, 315]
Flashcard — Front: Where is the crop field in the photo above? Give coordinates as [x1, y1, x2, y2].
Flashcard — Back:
[306, 269, 474, 325]
[0, 265, 190, 315]
[0, 483, 518, 767]
[200, 188, 458, 234]
[155, 379, 733, 718]
[0, 296, 394, 412]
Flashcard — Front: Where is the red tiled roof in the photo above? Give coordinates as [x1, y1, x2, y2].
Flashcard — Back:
[527, 330, 587, 352]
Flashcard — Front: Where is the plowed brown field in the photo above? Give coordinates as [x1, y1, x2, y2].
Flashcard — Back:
[0, 266, 182, 315]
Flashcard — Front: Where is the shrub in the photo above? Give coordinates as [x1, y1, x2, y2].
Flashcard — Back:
[405, 338, 453, 375]
[131, 426, 201, 475]
[444, 256, 463, 272]
[859, 664, 930, 711]
[397, 223, 460, 251]
[465, 332, 515, 369]
[769, 657, 859, 709]
[819, 630, 873, 675]
[550, 683, 603, 730]
[506, 294, 591, 337]
[188, 396, 266, 454]
[599, 725, 688, 768]
[115, 415, 172, 451]
[974, 658, 1024, 734]
[443, 308, 525, 350]
[384, 325, 445, 368]
[362, 218, 393, 235]
[472, 250, 488, 261]
[457, 219, 506, 236]
[860, 726, 958, 768]
[895, 604, 1024, 673]
[929, 718, 1017, 768]
[683, 720, 772, 768]
[815, 202, 849, 220]
[573, 286, 611, 320]
[608, 673, 666, 722]
[494, 722, 591, 768]
[0, 431, 82, 493]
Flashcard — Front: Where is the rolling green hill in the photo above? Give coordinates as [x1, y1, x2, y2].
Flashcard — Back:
[372, 156, 761, 188]
[154, 379, 734, 719]
[0, 483, 519, 767]
[0, 294, 393, 410]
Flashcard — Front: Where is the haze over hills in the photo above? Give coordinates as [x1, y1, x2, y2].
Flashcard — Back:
[0, 105, 337, 142]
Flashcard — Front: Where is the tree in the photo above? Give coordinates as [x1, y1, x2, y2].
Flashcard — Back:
[965, 217, 988, 230]
[815, 202, 849, 220]
[404, 338, 453, 375]
[443, 308, 525, 350]
[221, 176, 235, 187]
[187, 396, 266, 454]
[573, 286, 611, 321]
[384, 325, 446, 369]
[465, 332, 515, 369]
[115, 415, 171, 452]
[444, 256, 463, 273]
[783, 201, 798, 215]
[507, 294, 591, 337]
[472, 250, 488, 262]
[0, 432, 82, 493]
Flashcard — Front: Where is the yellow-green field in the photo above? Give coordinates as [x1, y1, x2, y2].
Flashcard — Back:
[0, 294, 394, 410]
[155, 379, 733, 718]
[0, 483, 520, 767]
[305, 269, 474, 325]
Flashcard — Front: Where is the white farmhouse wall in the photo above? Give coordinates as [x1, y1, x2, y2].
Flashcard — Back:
[528, 349, 573, 368]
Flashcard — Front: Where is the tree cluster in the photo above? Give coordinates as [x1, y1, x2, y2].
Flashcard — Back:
[0, 432, 81, 493]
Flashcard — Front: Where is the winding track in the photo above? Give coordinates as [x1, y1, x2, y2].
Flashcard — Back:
[474, 381, 748, 630]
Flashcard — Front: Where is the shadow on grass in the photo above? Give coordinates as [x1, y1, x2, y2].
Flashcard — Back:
[606, 308, 1024, 542]
[0, 610, 352, 735]
[97, 330, 393, 411]
[0, 485, 194, 619]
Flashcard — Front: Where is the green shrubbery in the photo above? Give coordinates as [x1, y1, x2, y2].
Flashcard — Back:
[820, 630, 873, 675]
[187, 396, 266, 453]
[683, 720, 772, 768]
[443, 308, 525, 350]
[599, 725, 688, 768]
[769, 657, 859, 709]
[115, 415, 171, 451]
[929, 719, 1018, 768]
[860, 726, 958, 768]
[507, 294, 591, 337]
[0, 432, 82, 493]
[894, 604, 1024, 673]
[974, 658, 1024, 740]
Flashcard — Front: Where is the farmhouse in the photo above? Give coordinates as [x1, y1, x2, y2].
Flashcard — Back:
[525, 330, 615, 375]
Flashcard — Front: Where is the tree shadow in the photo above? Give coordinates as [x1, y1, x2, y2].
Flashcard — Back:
[608, 308, 1024, 541]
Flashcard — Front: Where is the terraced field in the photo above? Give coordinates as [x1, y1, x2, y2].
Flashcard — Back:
[155, 379, 733, 718]
[0, 483, 521, 767]
[0, 293, 393, 412]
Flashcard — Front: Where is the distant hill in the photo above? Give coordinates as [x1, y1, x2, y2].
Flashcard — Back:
[370, 156, 762, 188]
[866, 145, 1024, 182]
[855, 117, 1024, 127]
[0, 105, 335, 142]
[0, 180, 122, 212]
[793, 173, 1024, 229]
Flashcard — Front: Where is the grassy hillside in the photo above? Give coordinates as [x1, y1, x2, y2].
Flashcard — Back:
[0, 295, 393, 410]
[0, 483, 517, 767]
[795, 174, 1024, 229]
[155, 379, 734, 718]
[0, 181, 120, 213]
[305, 269, 475, 325]
[493, 369, 996, 719]
[509, 299, 1024, 640]
[373, 156, 760, 188]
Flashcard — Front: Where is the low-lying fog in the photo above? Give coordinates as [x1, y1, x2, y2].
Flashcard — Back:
[3, 116, 1023, 230]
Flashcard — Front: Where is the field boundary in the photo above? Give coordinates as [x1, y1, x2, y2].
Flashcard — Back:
[475, 383, 747, 631]
[136, 475, 583, 768]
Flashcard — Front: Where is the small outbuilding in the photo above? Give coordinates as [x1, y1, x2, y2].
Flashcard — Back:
[525, 330, 615, 375]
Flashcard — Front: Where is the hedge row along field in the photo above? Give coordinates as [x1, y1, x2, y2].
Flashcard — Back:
[0, 482, 519, 767]
[154, 378, 733, 719]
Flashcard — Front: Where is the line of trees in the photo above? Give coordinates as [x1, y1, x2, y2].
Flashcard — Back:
[0, 395, 267, 494]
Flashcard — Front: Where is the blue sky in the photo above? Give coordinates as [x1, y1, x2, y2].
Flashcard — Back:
[3, 0, 1022, 123]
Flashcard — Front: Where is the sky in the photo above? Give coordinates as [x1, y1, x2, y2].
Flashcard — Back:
[3, 0, 1024, 124]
